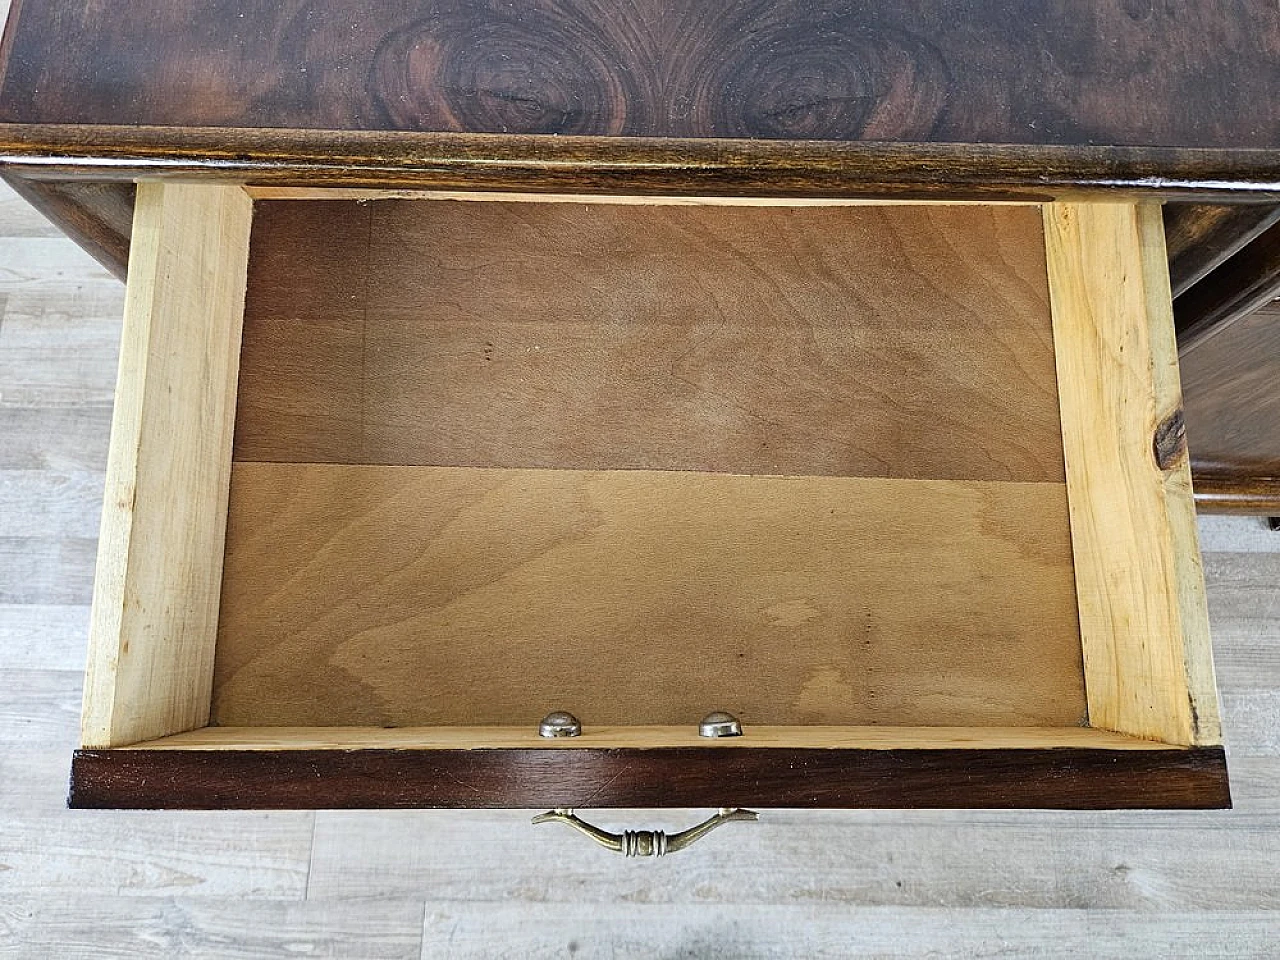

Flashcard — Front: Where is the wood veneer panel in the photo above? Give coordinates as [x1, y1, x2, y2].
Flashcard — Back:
[1184, 295, 1280, 514]
[211, 464, 1085, 728]
[1163, 203, 1280, 299]
[245, 189, 1041, 205]
[69, 746, 1231, 810]
[1192, 474, 1280, 514]
[3, 1, 1278, 151]
[235, 199, 1064, 481]
[0, 175, 132, 279]
[1183, 300, 1280, 481]
[1175, 221, 1280, 352]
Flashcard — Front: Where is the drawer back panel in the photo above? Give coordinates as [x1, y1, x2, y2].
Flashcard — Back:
[234, 201, 1064, 481]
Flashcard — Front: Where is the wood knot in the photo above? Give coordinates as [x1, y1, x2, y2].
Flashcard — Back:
[1153, 407, 1187, 471]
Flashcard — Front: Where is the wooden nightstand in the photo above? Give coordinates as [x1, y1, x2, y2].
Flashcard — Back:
[3, 1, 1274, 847]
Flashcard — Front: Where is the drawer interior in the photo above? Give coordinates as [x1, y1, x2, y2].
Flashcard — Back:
[73, 185, 1228, 809]
[217, 199, 1082, 730]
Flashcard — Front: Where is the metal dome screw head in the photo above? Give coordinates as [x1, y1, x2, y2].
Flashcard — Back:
[538, 711, 582, 738]
[699, 711, 743, 738]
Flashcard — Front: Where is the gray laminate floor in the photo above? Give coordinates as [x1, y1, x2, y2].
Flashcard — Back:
[1, 180, 1278, 958]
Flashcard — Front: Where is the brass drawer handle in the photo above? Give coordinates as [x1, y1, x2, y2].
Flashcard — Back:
[531, 807, 759, 856]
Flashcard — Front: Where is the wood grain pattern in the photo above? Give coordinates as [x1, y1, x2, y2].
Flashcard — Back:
[0, 603, 88, 671]
[306, 798, 1280, 901]
[9, 180, 1280, 951]
[1136, 205, 1225, 748]
[18, 902, 1278, 960]
[0, 247, 122, 409]
[388, 907, 1280, 959]
[0, 667, 80, 743]
[81, 183, 252, 748]
[212, 465, 1085, 728]
[67, 745, 1231, 810]
[236, 199, 1065, 481]
[1182, 299, 1280, 513]
[1044, 202, 1220, 746]
[0, 406, 112, 471]
[0, 174, 131, 279]
[1175, 220, 1280, 351]
[1183, 301, 1280, 474]
[136, 726, 1170, 752]
[0, 807, 313, 898]
[1192, 474, 1280, 514]
[3, 1, 1279, 150]
[0, 537, 96, 605]
[5, 125, 1280, 202]
[1163, 203, 1280, 298]
[0, 899, 425, 960]
[0, 469, 102, 539]
[245, 187, 1039, 206]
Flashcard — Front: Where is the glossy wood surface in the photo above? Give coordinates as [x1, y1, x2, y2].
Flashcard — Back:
[1191, 474, 1280, 514]
[6, 125, 1280, 203]
[1164, 203, 1280, 516]
[1164, 203, 1280, 299]
[1183, 300, 1280, 487]
[3, 0, 1279, 150]
[0, 174, 131, 279]
[237, 199, 1064, 480]
[68, 745, 1231, 810]
[1175, 221, 1280, 351]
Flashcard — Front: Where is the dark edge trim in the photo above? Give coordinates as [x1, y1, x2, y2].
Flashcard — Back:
[1175, 218, 1280, 351]
[2, 173, 132, 279]
[1164, 203, 1280, 297]
[69, 746, 1231, 810]
[1192, 470, 1280, 514]
[3, 125, 1280, 201]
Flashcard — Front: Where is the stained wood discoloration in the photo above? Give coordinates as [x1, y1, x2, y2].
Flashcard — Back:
[1154, 407, 1188, 471]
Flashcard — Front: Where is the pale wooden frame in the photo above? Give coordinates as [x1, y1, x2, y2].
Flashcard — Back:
[81, 182, 253, 748]
[1044, 201, 1221, 747]
[133, 725, 1178, 751]
[79, 187, 1221, 753]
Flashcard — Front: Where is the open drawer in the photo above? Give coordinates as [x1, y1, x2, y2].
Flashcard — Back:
[70, 184, 1228, 812]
